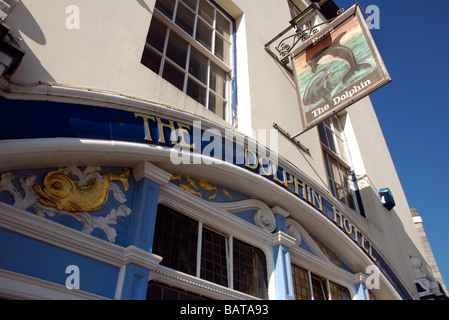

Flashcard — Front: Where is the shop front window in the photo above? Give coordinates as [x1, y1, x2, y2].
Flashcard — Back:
[292, 264, 351, 300]
[152, 204, 199, 276]
[292, 264, 312, 300]
[147, 281, 210, 300]
[311, 275, 328, 300]
[233, 238, 268, 299]
[329, 281, 351, 300]
[152, 204, 268, 299]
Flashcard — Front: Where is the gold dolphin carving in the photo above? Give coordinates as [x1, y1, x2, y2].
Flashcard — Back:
[33, 168, 130, 213]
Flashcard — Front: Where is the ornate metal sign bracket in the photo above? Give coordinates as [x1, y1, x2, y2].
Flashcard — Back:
[264, 2, 346, 73]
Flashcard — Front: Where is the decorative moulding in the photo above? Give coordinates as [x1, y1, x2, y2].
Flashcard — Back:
[149, 265, 258, 301]
[271, 205, 290, 218]
[215, 198, 277, 233]
[133, 161, 172, 185]
[272, 231, 297, 248]
[0, 269, 108, 300]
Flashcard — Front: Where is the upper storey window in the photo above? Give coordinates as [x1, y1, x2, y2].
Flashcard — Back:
[141, 0, 235, 122]
[318, 116, 357, 212]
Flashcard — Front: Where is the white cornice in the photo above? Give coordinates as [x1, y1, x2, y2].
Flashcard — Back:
[158, 183, 275, 248]
[0, 269, 108, 300]
[272, 231, 297, 248]
[133, 160, 172, 185]
[123, 245, 163, 270]
[0, 80, 236, 131]
[149, 265, 259, 300]
[271, 205, 290, 218]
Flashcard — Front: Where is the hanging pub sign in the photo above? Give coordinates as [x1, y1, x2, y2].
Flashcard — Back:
[291, 5, 391, 131]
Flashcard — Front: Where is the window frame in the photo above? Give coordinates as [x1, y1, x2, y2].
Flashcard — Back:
[329, 280, 351, 300]
[291, 263, 352, 300]
[289, 223, 356, 301]
[310, 274, 329, 300]
[323, 150, 356, 210]
[292, 264, 312, 300]
[319, 115, 349, 163]
[142, 0, 236, 122]
[287, 0, 303, 20]
[318, 115, 360, 213]
[153, 205, 231, 286]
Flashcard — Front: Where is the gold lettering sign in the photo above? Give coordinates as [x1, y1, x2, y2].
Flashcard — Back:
[133, 111, 378, 262]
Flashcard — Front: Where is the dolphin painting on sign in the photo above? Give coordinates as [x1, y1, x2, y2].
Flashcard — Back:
[302, 64, 334, 106]
[307, 31, 372, 86]
[292, 6, 390, 131]
[296, 15, 377, 111]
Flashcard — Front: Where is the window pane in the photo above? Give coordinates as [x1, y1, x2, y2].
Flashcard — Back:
[162, 61, 185, 91]
[216, 12, 231, 41]
[329, 281, 351, 300]
[289, 2, 302, 19]
[318, 123, 327, 145]
[341, 168, 356, 210]
[233, 238, 268, 299]
[187, 77, 207, 105]
[325, 151, 356, 210]
[209, 93, 225, 119]
[326, 126, 336, 152]
[152, 205, 198, 276]
[328, 177, 337, 197]
[346, 192, 356, 210]
[175, 1, 195, 36]
[196, 18, 213, 50]
[332, 115, 343, 133]
[215, 34, 230, 64]
[292, 265, 311, 300]
[156, 0, 176, 19]
[198, 0, 214, 25]
[189, 46, 208, 84]
[147, 281, 209, 300]
[146, 17, 167, 53]
[210, 62, 226, 98]
[181, 0, 197, 11]
[200, 228, 228, 286]
[335, 183, 346, 204]
[311, 276, 327, 300]
[141, 46, 162, 74]
[166, 31, 188, 68]
[336, 135, 347, 162]
[330, 157, 341, 185]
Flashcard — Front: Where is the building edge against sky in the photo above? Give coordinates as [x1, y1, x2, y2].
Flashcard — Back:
[0, 0, 446, 300]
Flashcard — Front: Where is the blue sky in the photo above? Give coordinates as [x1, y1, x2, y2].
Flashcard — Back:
[336, 0, 449, 290]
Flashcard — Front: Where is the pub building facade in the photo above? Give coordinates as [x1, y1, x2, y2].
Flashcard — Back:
[0, 0, 446, 300]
